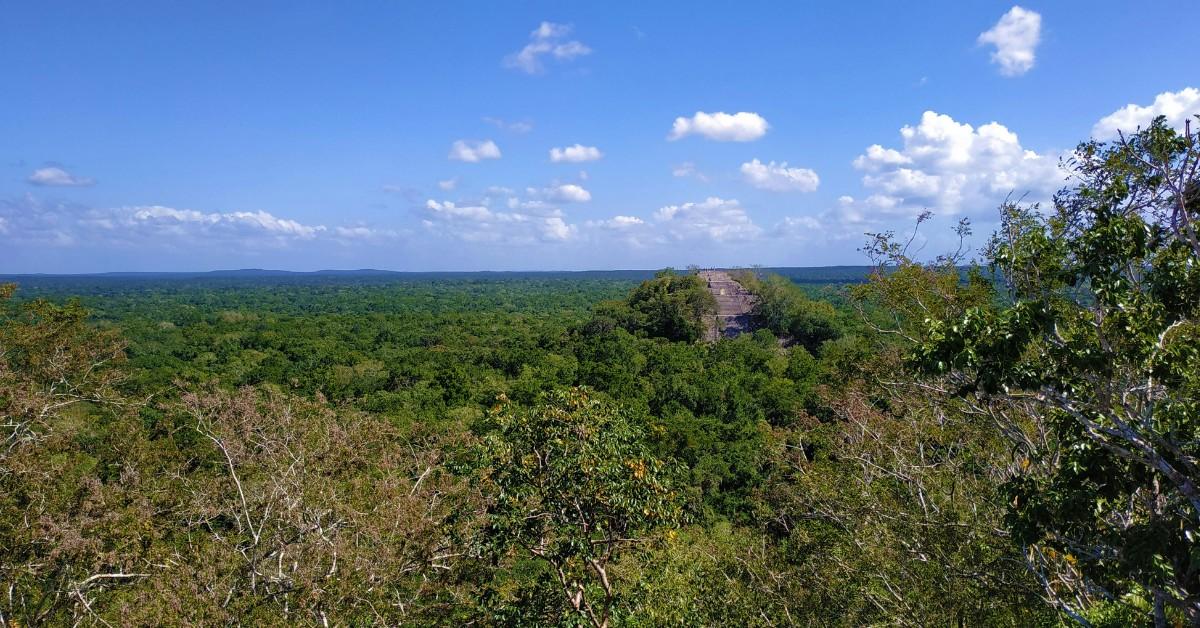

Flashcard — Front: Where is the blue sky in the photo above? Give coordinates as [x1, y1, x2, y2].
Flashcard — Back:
[2, 1, 1198, 272]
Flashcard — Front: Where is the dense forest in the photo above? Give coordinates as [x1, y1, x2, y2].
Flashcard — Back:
[2, 119, 1198, 626]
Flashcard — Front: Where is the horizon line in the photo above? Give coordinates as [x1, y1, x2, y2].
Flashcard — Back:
[0, 264, 877, 278]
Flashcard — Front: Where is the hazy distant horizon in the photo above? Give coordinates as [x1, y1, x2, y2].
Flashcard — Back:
[0, 264, 877, 278]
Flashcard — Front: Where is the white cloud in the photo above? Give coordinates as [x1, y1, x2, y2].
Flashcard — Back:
[549, 144, 603, 163]
[332, 225, 405, 242]
[423, 198, 576, 244]
[668, 111, 768, 142]
[27, 166, 95, 187]
[671, 162, 709, 182]
[582, 215, 652, 246]
[127, 206, 326, 240]
[767, 195, 907, 244]
[0, 195, 434, 253]
[539, 183, 592, 203]
[1092, 87, 1200, 140]
[978, 6, 1041, 77]
[129, 206, 217, 224]
[483, 117, 534, 133]
[507, 197, 550, 211]
[542, 217, 573, 241]
[587, 215, 644, 229]
[579, 198, 767, 248]
[850, 110, 1063, 217]
[0, 196, 81, 246]
[772, 215, 823, 239]
[437, 178, 458, 191]
[448, 139, 502, 162]
[334, 226, 377, 239]
[503, 22, 592, 74]
[740, 159, 820, 192]
[653, 197, 762, 242]
[424, 199, 493, 222]
[549, 182, 590, 202]
[853, 145, 912, 169]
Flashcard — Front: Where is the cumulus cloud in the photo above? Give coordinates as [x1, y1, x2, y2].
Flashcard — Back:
[671, 162, 709, 182]
[122, 206, 327, 241]
[0, 195, 343, 251]
[332, 225, 405, 242]
[816, 195, 904, 236]
[850, 110, 1062, 217]
[654, 197, 762, 242]
[437, 178, 458, 191]
[581, 215, 653, 247]
[577, 197, 767, 248]
[27, 166, 95, 187]
[424, 200, 492, 222]
[764, 195, 910, 245]
[474, 184, 592, 220]
[1092, 87, 1200, 139]
[2, 201, 324, 250]
[978, 6, 1041, 77]
[549, 144, 603, 163]
[855, 144, 912, 167]
[535, 183, 592, 203]
[423, 199, 575, 244]
[740, 159, 820, 192]
[668, 111, 768, 142]
[587, 215, 644, 230]
[503, 22, 592, 74]
[0, 196, 82, 246]
[771, 215, 823, 239]
[448, 139, 502, 162]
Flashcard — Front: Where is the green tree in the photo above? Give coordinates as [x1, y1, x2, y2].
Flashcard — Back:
[736, 272, 841, 352]
[753, 252, 1056, 625]
[154, 385, 482, 625]
[475, 388, 685, 627]
[597, 269, 716, 342]
[912, 117, 1200, 624]
[0, 285, 141, 626]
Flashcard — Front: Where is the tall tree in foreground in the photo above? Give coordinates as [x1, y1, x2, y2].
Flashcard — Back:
[912, 117, 1200, 625]
[473, 388, 685, 627]
[153, 385, 483, 625]
[0, 286, 140, 626]
[784, 222, 1057, 625]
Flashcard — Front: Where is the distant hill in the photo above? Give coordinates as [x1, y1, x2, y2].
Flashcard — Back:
[0, 266, 879, 299]
[755, 266, 876, 284]
[1, 266, 876, 282]
[1, 268, 658, 280]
